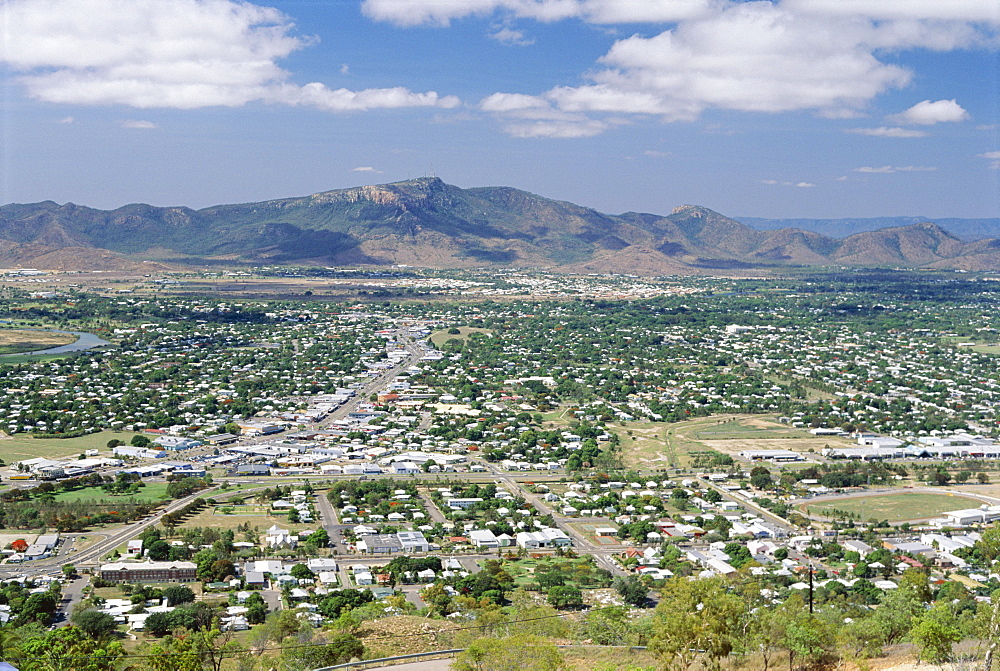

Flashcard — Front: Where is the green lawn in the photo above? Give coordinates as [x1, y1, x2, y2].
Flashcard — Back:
[0, 431, 144, 465]
[803, 492, 980, 522]
[51, 481, 171, 503]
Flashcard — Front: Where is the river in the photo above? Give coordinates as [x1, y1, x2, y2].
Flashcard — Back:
[1, 329, 111, 357]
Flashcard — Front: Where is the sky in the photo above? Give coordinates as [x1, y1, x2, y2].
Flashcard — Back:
[1, 0, 999, 220]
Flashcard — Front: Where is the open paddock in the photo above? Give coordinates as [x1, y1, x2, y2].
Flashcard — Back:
[801, 491, 982, 523]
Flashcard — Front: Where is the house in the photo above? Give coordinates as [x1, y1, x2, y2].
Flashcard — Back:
[265, 525, 298, 549]
[127, 540, 144, 556]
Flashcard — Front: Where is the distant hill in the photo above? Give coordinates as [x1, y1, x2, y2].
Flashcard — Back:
[738, 216, 1000, 241]
[2, 178, 999, 273]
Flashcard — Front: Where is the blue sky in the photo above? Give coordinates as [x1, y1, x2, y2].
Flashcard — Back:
[1, 0, 998, 221]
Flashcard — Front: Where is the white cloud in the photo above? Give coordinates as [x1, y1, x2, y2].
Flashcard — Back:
[845, 127, 928, 138]
[979, 151, 1000, 169]
[889, 99, 970, 125]
[361, 0, 717, 27]
[504, 118, 608, 138]
[351, 166, 383, 173]
[2, 0, 459, 112]
[57, 116, 74, 124]
[785, 0, 1000, 24]
[761, 179, 816, 187]
[477, 2, 924, 134]
[340, 64, 350, 75]
[121, 119, 158, 129]
[489, 27, 535, 45]
[854, 165, 936, 173]
[374, 0, 997, 138]
[643, 150, 671, 157]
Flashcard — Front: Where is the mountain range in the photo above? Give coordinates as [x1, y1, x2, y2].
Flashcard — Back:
[2, 177, 999, 274]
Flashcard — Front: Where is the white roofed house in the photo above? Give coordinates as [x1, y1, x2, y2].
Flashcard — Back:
[265, 525, 298, 549]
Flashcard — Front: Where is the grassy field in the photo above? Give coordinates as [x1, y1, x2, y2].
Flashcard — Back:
[178, 505, 318, 535]
[0, 431, 144, 464]
[51, 482, 171, 503]
[0, 329, 76, 355]
[429, 326, 493, 347]
[803, 492, 981, 522]
[0, 431, 145, 464]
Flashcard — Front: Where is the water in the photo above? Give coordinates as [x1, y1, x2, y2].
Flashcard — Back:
[1, 329, 111, 357]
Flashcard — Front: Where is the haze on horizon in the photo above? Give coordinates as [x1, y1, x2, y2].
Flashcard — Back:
[0, 0, 998, 221]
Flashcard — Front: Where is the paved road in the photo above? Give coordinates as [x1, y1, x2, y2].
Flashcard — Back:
[363, 661, 453, 671]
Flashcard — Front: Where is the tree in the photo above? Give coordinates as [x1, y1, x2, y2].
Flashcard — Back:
[546, 585, 583, 610]
[146, 539, 171, 561]
[613, 575, 648, 607]
[280, 631, 364, 669]
[143, 611, 174, 637]
[69, 609, 117, 638]
[161, 585, 195, 606]
[130, 434, 151, 447]
[289, 564, 315, 580]
[20, 625, 126, 671]
[650, 576, 744, 671]
[978, 472, 990, 484]
[452, 634, 565, 671]
[307, 527, 330, 547]
[910, 603, 961, 663]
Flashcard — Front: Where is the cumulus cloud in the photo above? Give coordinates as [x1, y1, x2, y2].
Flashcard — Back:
[373, 0, 995, 138]
[121, 119, 158, 129]
[57, 116, 74, 124]
[1, 0, 459, 112]
[889, 99, 970, 125]
[489, 27, 535, 45]
[351, 166, 383, 173]
[477, 1, 935, 135]
[845, 127, 929, 138]
[854, 165, 936, 173]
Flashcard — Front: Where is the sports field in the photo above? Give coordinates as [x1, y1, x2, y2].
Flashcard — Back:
[803, 492, 980, 522]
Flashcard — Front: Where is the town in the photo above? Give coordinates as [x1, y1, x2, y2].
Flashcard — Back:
[0, 268, 997, 670]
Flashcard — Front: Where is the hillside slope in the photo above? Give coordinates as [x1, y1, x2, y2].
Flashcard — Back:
[1, 178, 998, 272]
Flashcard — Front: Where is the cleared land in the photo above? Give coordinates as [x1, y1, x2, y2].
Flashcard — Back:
[0, 431, 144, 465]
[0, 431, 145, 464]
[802, 492, 981, 522]
[0, 329, 76, 355]
[620, 414, 840, 468]
[429, 327, 493, 347]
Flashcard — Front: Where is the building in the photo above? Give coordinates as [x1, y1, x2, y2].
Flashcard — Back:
[469, 529, 499, 548]
[515, 528, 571, 549]
[154, 436, 202, 451]
[100, 561, 197, 582]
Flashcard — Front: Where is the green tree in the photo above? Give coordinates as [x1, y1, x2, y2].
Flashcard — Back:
[452, 634, 566, 671]
[613, 575, 648, 607]
[161, 585, 195, 606]
[650, 576, 743, 671]
[69, 609, 117, 638]
[289, 564, 315, 580]
[546, 585, 583, 610]
[910, 603, 961, 663]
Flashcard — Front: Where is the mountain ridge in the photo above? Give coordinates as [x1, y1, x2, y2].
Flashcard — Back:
[1, 178, 998, 274]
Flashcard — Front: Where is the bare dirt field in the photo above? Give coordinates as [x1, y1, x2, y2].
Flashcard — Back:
[0, 329, 76, 354]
